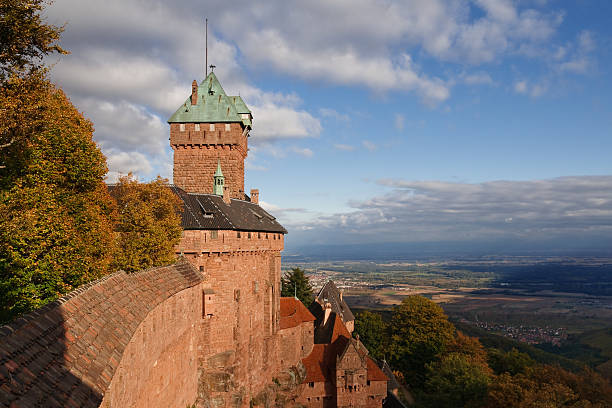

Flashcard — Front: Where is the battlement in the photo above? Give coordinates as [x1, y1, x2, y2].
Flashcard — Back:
[170, 122, 248, 151]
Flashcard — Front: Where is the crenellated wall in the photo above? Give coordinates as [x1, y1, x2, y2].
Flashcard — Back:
[170, 122, 248, 198]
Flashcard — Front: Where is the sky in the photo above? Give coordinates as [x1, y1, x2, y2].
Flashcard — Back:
[45, 0, 612, 255]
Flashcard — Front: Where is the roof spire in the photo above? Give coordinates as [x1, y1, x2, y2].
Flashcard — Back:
[205, 17, 208, 77]
[213, 160, 225, 195]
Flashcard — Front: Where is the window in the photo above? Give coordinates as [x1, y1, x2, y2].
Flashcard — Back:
[199, 266, 204, 272]
[225, 123, 231, 131]
[237, 231, 241, 238]
[308, 382, 314, 388]
[248, 232, 251, 239]
[210, 230, 218, 239]
[179, 123, 185, 132]
[209, 123, 215, 131]
[194, 123, 200, 131]
[202, 290, 213, 318]
[367, 380, 371, 386]
[234, 289, 241, 301]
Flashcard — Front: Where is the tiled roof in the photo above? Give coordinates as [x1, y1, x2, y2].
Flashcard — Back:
[314, 280, 355, 323]
[168, 72, 252, 128]
[280, 298, 315, 330]
[171, 186, 287, 233]
[0, 258, 203, 408]
[301, 322, 387, 384]
[366, 357, 388, 381]
[301, 344, 328, 383]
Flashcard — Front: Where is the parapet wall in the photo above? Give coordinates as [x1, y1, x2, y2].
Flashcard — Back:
[0, 259, 203, 408]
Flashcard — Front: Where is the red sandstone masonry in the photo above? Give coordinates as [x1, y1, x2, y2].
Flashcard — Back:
[176, 229, 284, 407]
[0, 259, 203, 408]
[171, 122, 248, 198]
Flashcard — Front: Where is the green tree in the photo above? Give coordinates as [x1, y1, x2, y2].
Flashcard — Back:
[354, 311, 387, 361]
[0, 77, 116, 323]
[488, 348, 535, 376]
[424, 352, 491, 408]
[0, 0, 67, 81]
[388, 295, 456, 387]
[111, 174, 183, 273]
[281, 267, 314, 306]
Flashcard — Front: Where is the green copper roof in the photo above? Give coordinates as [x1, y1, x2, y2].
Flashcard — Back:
[168, 72, 252, 127]
[214, 160, 223, 177]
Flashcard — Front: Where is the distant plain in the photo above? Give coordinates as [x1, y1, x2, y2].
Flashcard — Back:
[284, 257, 612, 379]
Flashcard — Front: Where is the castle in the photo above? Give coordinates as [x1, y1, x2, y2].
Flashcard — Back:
[0, 72, 395, 408]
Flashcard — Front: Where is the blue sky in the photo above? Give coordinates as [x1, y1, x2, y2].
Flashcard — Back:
[46, 0, 612, 253]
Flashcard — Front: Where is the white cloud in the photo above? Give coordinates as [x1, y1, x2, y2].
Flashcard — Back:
[293, 176, 612, 245]
[394, 114, 405, 131]
[250, 105, 321, 142]
[460, 71, 494, 85]
[320, 108, 350, 122]
[291, 147, 314, 158]
[362, 140, 377, 151]
[334, 144, 356, 152]
[105, 151, 154, 182]
[514, 79, 547, 98]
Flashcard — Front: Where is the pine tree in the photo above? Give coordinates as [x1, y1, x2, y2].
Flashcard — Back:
[281, 267, 314, 306]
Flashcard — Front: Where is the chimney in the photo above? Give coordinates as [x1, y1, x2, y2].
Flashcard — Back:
[191, 80, 198, 105]
[250, 189, 259, 205]
[323, 302, 332, 325]
[223, 186, 231, 205]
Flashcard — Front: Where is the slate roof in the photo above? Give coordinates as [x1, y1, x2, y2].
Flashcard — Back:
[170, 186, 287, 233]
[380, 359, 401, 390]
[311, 280, 355, 324]
[383, 392, 409, 408]
[0, 258, 203, 408]
[279, 297, 315, 330]
[168, 72, 252, 128]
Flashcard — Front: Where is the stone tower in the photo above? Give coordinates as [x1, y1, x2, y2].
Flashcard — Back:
[168, 72, 252, 199]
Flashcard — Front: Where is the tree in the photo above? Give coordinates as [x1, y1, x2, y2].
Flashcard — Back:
[281, 267, 314, 306]
[111, 174, 183, 273]
[448, 331, 490, 370]
[0, 78, 116, 323]
[424, 352, 491, 408]
[354, 311, 387, 361]
[388, 295, 456, 387]
[0, 0, 67, 81]
[488, 348, 534, 376]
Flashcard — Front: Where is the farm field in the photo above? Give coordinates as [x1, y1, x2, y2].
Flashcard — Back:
[284, 256, 612, 379]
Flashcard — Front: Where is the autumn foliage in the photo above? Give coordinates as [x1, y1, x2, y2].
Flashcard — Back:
[354, 295, 612, 407]
[0, 75, 116, 322]
[111, 174, 183, 273]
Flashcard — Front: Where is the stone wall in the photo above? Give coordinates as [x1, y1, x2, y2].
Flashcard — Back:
[0, 260, 203, 408]
[177, 229, 285, 407]
[170, 122, 248, 198]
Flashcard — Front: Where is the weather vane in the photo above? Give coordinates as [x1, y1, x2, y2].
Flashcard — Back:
[209, 64, 216, 72]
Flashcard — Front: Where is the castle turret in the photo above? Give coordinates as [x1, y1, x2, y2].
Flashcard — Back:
[213, 160, 224, 196]
[168, 71, 253, 199]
